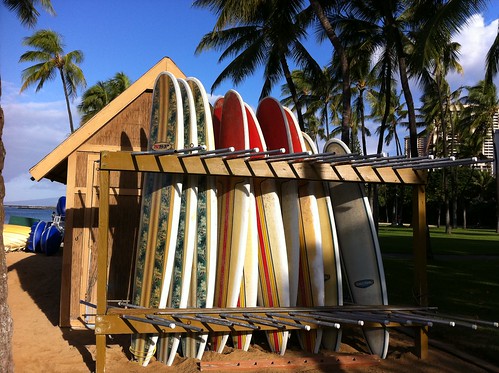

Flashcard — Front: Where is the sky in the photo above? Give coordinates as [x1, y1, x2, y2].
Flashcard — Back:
[1, 1, 499, 204]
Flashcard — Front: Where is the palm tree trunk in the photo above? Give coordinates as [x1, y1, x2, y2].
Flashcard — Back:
[280, 57, 305, 131]
[463, 202, 467, 230]
[324, 104, 330, 139]
[309, 0, 351, 146]
[376, 62, 392, 154]
[359, 87, 367, 156]
[397, 57, 418, 158]
[0, 97, 14, 373]
[437, 204, 441, 228]
[452, 186, 458, 229]
[59, 68, 75, 133]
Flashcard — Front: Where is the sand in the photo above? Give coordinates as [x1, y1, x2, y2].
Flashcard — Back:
[6, 250, 493, 373]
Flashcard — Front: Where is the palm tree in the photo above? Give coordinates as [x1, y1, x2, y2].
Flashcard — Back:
[194, 0, 321, 131]
[458, 80, 499, 156]
[309, 0, 352, 145]
[345, 46, 377, 156]
[485, 24, 499, 86]
[330, 0, 488, 158]
[78, 72, 131, 125]
[19, 29, 86, 133]
[3, 0, 54, 27]
[2, 2, 54, 372]
[281, 67, 340, 141]
[369, 89, 407, 156]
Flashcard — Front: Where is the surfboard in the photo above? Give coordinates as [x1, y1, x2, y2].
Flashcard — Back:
[283, 108, 324, 354]
[129, 71, 184, 366]
[157, 77, 199, 365]
[211, 90, 252, 353]
[3, 224, 31, 251]
[231, 103, 289, 352]
[256, 98, 300, 311]
[180, 77, 218, 360]
[211, 97, 223, 149]
[250, 98, 292, 355]
[323, 138, 389, 358]
[232, 176, 258, 351]
[301, 132, 343, 352]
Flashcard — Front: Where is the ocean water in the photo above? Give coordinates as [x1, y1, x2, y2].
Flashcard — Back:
[4, 206, 55, 225]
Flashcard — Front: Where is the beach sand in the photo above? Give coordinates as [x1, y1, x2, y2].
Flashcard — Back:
[6, 250, 491, 372]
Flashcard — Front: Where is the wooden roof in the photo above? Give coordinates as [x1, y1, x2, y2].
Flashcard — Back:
[29, 57, 186, 184]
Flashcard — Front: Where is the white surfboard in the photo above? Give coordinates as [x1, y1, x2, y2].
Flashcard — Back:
[183, 77, 218, 360]
[130, 71, 184, 366]
[256, 99, 299, 311]
[302, 132, 343, 351]
[324, 138, 389, 358]
[157, 77, 199, 365]
[236, 102, 290, 354]
[282, 108, 324, 354]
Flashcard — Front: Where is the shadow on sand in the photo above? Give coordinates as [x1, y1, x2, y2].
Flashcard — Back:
[7, 251, 130, 372]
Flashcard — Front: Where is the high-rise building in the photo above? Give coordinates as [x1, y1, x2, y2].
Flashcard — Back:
[404, 111, 499, 173]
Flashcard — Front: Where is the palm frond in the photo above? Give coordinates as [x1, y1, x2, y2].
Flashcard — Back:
[4, 0, 55, 27]
[485, 25, 499, 85]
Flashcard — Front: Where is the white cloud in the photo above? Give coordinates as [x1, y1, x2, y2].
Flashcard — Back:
[448, 14, 499, 89]
[1, 85, 75, 202]
[4, 174, 66, 203]
[208, 93, 224, 105]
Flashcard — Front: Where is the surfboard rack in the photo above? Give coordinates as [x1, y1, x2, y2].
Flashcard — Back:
[102, 302, 482, 334]
[93, 149, 492, 372]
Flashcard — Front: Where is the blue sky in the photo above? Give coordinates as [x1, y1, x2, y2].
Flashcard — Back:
[1, 1, 498, 203]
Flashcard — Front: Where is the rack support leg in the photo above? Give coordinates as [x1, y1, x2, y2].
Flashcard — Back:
[95, 169, 110, 372]
[412, 185, 428, 358]
[96, 334, 106, 372]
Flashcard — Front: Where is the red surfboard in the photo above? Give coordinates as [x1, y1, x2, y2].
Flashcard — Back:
[235, 103, 290, 354]
[257, 98, 324, 353]
[212, 90, 252, 353]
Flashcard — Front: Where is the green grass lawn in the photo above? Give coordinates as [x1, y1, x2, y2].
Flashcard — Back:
[379, 225, 499, 255]
[378, 226, 499, 364]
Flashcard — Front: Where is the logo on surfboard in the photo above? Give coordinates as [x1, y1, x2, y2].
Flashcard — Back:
[354, 279, 375, 288]
[152, 142, 173, 151]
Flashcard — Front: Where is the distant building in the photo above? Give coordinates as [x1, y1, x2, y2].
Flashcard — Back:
[404, 129, 431, 157]
[404, 111, 499, 173]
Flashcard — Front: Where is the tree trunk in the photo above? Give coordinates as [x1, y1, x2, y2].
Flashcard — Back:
[445, 176, 452, 234]
[392, 188, 397, 225]
[359, 87, 367, 156]
[309, 0, 351, 146]
[377, 65, 392, 155]
[452, 194, 458, 229]
[280, 57, 305, 131]
[59, 68, 75, 133]
[437, 204, 441, 228]
[0, 99, 14, 372]
[398, 56, 418, 158]
[463, 202, 467, 230]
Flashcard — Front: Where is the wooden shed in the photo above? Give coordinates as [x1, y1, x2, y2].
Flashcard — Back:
[29, 57, 186, 328]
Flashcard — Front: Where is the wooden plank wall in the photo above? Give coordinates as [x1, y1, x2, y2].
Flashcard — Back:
[60, 92, 151, 327]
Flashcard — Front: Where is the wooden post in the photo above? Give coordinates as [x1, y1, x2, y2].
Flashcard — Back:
[412, 184, 428, 359]
[95, 169, 110, 373]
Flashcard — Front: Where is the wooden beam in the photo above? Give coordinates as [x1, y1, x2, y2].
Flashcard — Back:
[199, 354, 380, 371]
[95, 169, 110, 373]
[412, 184, 429, 359]
[99, 151, 428, 184]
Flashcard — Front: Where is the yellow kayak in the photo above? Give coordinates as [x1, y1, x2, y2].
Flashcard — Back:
[3, 224, 31, 251]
